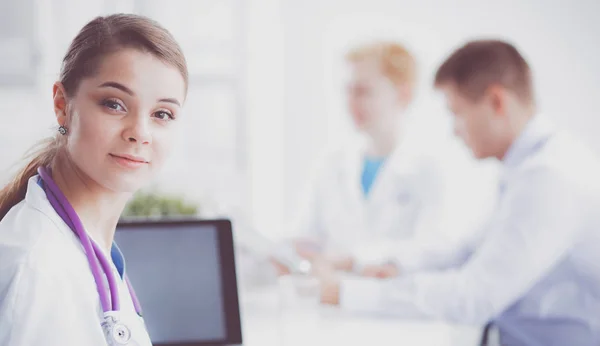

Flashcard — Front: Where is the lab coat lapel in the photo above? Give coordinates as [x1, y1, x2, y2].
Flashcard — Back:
[333, 138, 368, 248]
[363, 115, 415, 205]
[363, 139, 424, 240]
[341, 139, 368, 210]
[366, 139, 415, 206]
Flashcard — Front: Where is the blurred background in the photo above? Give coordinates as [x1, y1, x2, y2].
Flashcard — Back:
[2, 1, 600, 344]
[1, 0, 599, 247]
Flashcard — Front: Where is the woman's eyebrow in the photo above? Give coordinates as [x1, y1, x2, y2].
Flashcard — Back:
[158, 98, 180, 107]
[98, 81, 134, 96]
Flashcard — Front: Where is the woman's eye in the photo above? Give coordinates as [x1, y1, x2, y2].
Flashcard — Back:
[154, 110, 174, 121]
[101, 99, 126, 112]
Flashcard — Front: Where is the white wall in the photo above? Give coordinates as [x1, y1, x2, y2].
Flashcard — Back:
[256, 0, 600, 237]
[2, 1, 599, 239]
[243, 0, 286, 237]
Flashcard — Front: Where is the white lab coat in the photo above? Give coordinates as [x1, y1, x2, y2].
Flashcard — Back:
[340, 115, 600, 345]
[0, 176, 152, 346]
[292, 131, 499, 269]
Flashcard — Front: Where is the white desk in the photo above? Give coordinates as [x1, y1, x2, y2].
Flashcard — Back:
[238, 286, 481, 346]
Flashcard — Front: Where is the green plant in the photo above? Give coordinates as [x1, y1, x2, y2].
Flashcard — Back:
[121, 191, 199, 218]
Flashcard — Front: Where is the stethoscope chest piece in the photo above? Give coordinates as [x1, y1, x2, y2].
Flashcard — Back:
[102, 312, 132, 345]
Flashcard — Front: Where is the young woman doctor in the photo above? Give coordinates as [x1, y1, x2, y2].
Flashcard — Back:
[0, 14, 188, 345]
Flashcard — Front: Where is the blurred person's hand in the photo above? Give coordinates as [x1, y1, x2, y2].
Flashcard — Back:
[360, 263, 400, 278]
[294, 239, 354, 273]
[294, 238, 322, 260]
[270, 252, 340, 303]
[325, 254, 355, 272]
[269, 257, 292, 276]
[320, 277, 341, 306]
[310, 256, 341, 305]
[268, 238, 321, 276]
[269, 242, 355, 278]
[310, 255, 336, 277]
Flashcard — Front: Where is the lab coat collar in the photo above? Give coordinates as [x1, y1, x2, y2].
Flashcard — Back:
[502, 114, 556, 170]
[339, 130, 420, 206]
[349, 132, 417, 179]
[25, 175, 58, 219]
[24, 174, 125, 277]
[23, 175, 88, 253]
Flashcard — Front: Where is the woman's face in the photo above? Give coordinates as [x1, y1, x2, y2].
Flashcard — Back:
[346, 59, 406, 137]
[54, 48, 186, 193]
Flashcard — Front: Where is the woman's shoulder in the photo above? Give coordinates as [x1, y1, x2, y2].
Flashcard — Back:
[0, 205, 99, 345]
[0, 198, 81, 278]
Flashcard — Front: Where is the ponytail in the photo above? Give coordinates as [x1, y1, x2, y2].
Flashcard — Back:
[0, 137, 60, 220]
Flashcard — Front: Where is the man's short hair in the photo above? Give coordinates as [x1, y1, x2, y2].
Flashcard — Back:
[434, 40, 534, 103]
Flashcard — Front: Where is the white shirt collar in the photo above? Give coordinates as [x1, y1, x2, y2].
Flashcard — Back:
[502, 114, 556, 170]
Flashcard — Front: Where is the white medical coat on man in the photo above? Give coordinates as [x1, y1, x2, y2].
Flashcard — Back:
[340, 115, 600, 345]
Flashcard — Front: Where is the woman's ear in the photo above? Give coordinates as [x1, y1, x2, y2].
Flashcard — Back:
[53, 82, 68, 126]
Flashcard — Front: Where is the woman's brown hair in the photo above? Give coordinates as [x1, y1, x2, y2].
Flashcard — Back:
[0, 14, 188, 220]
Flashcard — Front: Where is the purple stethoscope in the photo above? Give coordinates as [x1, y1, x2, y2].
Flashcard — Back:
[37, 166, 143, 344]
